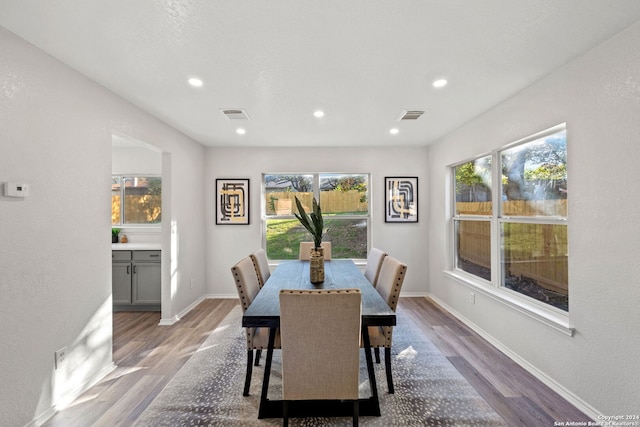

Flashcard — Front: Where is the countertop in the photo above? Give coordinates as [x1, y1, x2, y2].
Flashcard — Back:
[112, 243, 161, 251]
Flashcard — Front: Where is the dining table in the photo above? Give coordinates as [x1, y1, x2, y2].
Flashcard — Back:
[242, 259, 396, 419]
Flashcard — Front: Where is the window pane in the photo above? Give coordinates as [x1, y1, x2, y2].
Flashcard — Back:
[501, 129, 567, 217]
[319, 174, 368, 215]
[265, 174, 313, 216]
[123, 177, 162, 224]
[112, 176, 122, 225]
[455, 220, 491, 281]
[266, 218, 307, 259]
[455, 156, 492, 215]
[501, 222, 568, 311]
[324, 218, 368, 259]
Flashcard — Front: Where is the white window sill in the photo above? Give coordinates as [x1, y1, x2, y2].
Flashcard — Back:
[443, 270, 574, 336]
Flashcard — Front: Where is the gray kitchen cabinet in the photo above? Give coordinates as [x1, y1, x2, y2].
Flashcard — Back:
[112, 250, 161, 311]
[132, 251, 161, 305]
[112, 250, 132, 305]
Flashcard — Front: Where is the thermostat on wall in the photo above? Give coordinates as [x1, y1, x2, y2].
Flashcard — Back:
[4, 182, 30, 197]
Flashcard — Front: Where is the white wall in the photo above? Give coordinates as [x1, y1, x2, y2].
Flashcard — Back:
[427, 22, 640, 416]
[112, 145, 162, 175]
[205, 146, 429, 297]
[0, 27, 206, 426]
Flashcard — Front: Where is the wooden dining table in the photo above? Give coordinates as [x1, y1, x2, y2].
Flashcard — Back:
[242, 259, 396, 419]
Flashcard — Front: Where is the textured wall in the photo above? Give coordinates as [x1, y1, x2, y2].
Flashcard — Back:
[204, 146, 429, 298]
[0, 27, 205, 426]
[427, 21, 640, 416]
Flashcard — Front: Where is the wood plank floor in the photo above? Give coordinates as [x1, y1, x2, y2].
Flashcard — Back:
[43, 297, 591, 426]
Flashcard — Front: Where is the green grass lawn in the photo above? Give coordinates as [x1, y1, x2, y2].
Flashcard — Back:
[266, 218, 367, 259]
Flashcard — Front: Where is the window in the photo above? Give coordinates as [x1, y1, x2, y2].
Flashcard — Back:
[452, 124, 568, 312]
[454, 155, 492, 281]
[264, 173, 369, 260]
[112, 176, 162, 225]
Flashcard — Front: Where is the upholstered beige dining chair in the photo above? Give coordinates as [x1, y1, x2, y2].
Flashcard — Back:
[279, 289, 362, 427]
[231, 256, 280, 396]
[367, 255, 407, 394]
[250, 248, 270, 288]
[363, 247, 387, 288]
[298, 241, 332, 260]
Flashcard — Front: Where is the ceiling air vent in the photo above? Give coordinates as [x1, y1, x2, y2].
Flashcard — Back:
[220, 109, 250, 120]
[397, 110, 425, 121]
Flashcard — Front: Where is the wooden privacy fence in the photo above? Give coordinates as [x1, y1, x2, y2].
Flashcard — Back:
[112, 195, 161, 224]
[456, 200, 567, 216]
[266, 191, 367, 215]
[457, 200, 568, 295]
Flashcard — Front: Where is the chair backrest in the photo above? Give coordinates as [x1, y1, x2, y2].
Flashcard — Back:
[375, 256, 407, 312]
[250, 248, 270, 288]
[231, 256, 261, 312]
[363, 247, 387, 287]
[279, 289, 361, 401]
[298, 241, 332, 261]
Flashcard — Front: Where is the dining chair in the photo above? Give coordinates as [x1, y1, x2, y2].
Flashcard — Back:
[279, 289, 362, 427]
[231, 256, 280, 396]
[366, 255, 407, 394]
[250, 248, 270, 288]
[298, 241, 332, 260]
[363, 247, 387, 288]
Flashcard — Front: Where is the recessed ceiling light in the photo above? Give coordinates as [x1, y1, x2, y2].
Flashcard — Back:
[188, 78, 204, 87]
[236, 128, 246, 135]
[390, 128, 399, 135]
[433, 79, 448, 88]
[314, 110, 325, 118]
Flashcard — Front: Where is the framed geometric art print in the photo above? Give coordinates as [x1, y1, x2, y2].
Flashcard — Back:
[216, 178, 250, 225]
[385, 176, 418, 223]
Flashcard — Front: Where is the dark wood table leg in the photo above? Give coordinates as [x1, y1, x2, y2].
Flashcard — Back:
[258, 327, 277, 419]
[361, 324, 381, 416]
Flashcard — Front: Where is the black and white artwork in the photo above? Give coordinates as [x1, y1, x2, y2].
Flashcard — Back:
[385, 177, 418, 223]
[216, 178, 250, 225]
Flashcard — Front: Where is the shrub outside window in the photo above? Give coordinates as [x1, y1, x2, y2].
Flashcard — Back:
[264, 173, 369, 260]
[112, 176, 162, 225]
[452, 124, 568, 312]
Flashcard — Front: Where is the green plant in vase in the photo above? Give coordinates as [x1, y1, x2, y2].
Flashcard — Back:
[293, 196, 324, 249]
[294, 196, 325, 283]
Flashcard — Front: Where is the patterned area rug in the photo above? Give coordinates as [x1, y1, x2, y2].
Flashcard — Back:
[134, 306, 506, 426]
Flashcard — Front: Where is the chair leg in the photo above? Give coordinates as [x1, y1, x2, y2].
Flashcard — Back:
[283, 401, 289, 427]
[353, 400, 359, 426]
[374, 347, 381, 363]
[243, 349, 254, 396]
[384, 347, 394, 394]
[254, 349, 262, 366]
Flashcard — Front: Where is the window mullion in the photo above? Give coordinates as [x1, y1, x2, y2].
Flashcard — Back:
[120, 176, 126, 225]
[313, 174, 320, 199]
[491, 152, 500, 289]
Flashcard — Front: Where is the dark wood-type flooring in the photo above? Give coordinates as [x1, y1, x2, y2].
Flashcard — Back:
[43, 297, 590, 426]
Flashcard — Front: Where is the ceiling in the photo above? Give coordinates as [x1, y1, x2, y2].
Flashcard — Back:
[2, 1, 640, 148]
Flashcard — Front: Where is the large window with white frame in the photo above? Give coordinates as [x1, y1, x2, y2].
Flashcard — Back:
[263, 173, 369, 260]
[452, 124, 568, 312]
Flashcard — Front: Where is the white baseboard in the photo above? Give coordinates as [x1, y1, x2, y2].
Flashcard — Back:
[159, 295, 208, 325]
[426, 294, 602, 421]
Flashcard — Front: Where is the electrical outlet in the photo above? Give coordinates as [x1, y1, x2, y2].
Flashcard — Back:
[190, 278, 195, 289]
[55, 347, 66, 369]
[469, 292, 475, 304]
